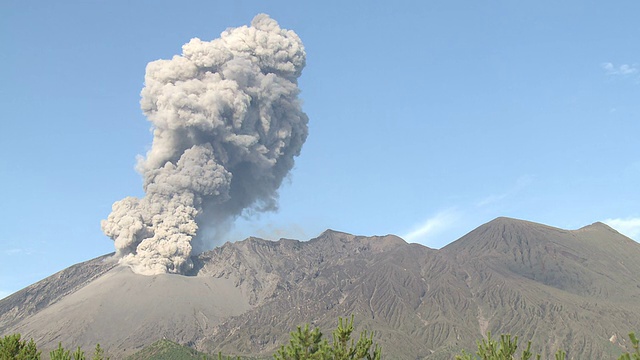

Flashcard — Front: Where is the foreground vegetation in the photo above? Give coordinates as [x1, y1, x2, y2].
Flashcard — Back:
[1, 319, 638, 359]
[455, 332, 640, 360]
[0, 333, 107, 359]
[273, 316, 380, 360]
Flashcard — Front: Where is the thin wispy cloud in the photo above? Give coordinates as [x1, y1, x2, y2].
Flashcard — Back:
[4, 248, 24, 255]
[476, 193, 509, 208]
[602, 62, 638, 76]
[603, 217, 640, 241]
[0, 290, 11, 300]
[402, 209, 460, 246]
[3, 248, 34, 256]
[476, 175, 533, 208]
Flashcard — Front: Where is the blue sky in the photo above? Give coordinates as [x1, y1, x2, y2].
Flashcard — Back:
[1, 1, 639, 297]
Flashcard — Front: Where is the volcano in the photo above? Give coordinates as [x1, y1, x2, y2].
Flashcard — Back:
[1, 218, 639, 359]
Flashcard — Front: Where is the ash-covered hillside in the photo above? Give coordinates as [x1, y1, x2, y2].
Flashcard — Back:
[1, 217, 640, 359]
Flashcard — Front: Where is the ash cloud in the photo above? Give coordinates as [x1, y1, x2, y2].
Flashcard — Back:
[101, 14, 308, 275]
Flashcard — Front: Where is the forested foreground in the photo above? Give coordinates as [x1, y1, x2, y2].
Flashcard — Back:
[1, 317, 638, 359]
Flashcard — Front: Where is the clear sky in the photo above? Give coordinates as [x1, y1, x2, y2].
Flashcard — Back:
[1, 1, 638, 297]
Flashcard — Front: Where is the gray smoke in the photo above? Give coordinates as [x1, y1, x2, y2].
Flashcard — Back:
[101, 14, 308, 275]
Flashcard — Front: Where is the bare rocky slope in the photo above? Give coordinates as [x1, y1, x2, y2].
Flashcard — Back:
[1, 218, 639, 359]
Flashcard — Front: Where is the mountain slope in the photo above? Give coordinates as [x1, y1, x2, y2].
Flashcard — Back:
[442, 217, 640, 297]
[1, 218, 639, 359]
[8, 265, 251, 357]
[0, 253, 117, 331]
[441, 217, 640, 358]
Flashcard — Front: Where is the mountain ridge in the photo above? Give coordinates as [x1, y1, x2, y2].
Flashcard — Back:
[1, 217, 639, 359]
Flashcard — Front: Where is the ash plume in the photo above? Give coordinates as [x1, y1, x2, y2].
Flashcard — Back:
[101, 14, 308, 275]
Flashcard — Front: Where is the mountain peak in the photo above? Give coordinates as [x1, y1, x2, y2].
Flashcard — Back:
[576, 221, 618, 233]
[443, 217, 566, 253]
[317, 228, 354, 238]
[486, 216, 560, 229]
[490, 216, 522, 222]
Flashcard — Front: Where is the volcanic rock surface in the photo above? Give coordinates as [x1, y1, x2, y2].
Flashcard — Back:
[1, 217, 640, 359]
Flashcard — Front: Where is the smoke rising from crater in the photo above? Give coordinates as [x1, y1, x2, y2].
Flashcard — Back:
[101, 14, 308, 275]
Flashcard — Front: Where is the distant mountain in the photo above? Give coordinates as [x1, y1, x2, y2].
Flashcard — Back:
[1, 218, 639, 359]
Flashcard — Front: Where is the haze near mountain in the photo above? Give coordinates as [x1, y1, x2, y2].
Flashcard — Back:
[2, 218, 639, 359]
[101, 14, 308, 275]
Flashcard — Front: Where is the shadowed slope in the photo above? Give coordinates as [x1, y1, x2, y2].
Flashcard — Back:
[195, 232, 473, 358]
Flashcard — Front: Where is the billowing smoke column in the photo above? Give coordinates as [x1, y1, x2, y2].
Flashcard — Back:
[101, 14, 308, 275]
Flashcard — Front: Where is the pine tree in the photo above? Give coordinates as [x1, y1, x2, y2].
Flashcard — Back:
[456, 332, 640, 360]
[331, 316, 380, 360]
[273, 315, 381, 360]
[92, 344, 108, 360]
[50, 343, 71, 360]
[274, 323, 327, 359]
[71, 346, 85, 360]
[0, 333, 41, 360]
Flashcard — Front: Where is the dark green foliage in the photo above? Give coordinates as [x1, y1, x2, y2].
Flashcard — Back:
[215, 352, 242, 360]
[455, 332, 542, 360]
[125, 339, 258, 360]
[0, 333, 41, 360]
[554, 349, 566, 360]
[1, 334, 108, 360]
[49, 343, 110, 360]
[456, 332, 640, 360]
[1, 328, 637, 360]
[330, 316, 380, 360]
[274, 315, 381, 360]
[50, 343, 71, 360]
[93, 344, 108, 360]
[274, 324, 324, 359]
[72, 346, 86, 360]
[125, 339, 212, 360]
